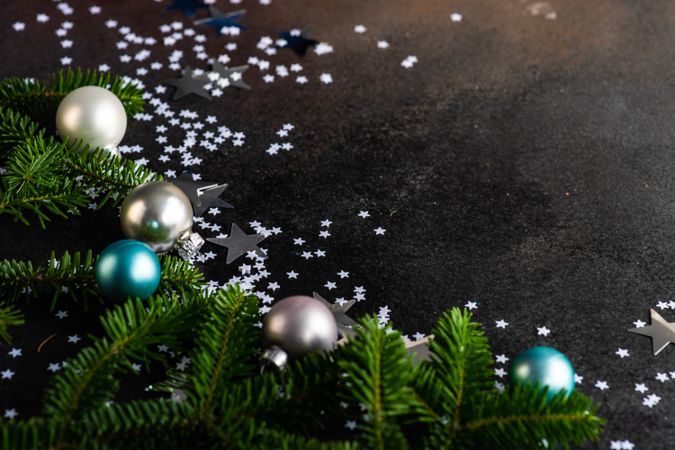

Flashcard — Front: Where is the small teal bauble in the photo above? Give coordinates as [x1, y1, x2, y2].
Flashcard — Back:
[509, 346, 575, 400]
[95, 240, 161, 300]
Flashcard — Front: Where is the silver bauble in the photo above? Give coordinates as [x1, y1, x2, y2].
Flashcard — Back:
[263, 296, 339, 359]
[120, 181, 194, 253]
[55, 86, 127, 151]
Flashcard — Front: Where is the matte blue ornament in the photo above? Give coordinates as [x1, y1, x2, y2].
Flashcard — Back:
[95, 240, 161, 301]
[509, 346, 575, 400]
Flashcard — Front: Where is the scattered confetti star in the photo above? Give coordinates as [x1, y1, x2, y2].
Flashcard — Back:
[8, 348, 21, 358]
[635, 383, 648, 393]
[536, 326, 550, 336]
[4, 409, 17, 419]
[374, 227, 386, 235]
[450, 12, 463, 22]
[656, 372, 669, 382]
[1, 369, 15, 380]
[495, 320, 508, 329]
[615, 348, 630, 358]
[595, 380, 609, 391]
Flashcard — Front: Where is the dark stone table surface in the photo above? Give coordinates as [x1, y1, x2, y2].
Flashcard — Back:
[2, 1, 675, 448]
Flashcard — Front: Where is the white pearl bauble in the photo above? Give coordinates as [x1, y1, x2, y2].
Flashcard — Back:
[55, 86, 127, 151]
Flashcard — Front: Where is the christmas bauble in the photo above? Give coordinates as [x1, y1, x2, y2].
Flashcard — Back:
[95, 240, 161, 300]
[509, 346, 575, 399]
[263, 295, 338, 359]
[120, 181, 194, 253]
[55, 86, 127, 151]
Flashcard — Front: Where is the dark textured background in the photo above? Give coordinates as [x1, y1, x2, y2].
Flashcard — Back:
[2, 0, 675, 447]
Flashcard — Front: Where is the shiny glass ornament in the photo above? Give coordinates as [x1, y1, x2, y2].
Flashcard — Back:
[95, 240, 161, 301]
[262, 295, 338, 365]
[55, 86, 127, 151]
[120, 181, 197, 254]
[509, 346, 575, 400]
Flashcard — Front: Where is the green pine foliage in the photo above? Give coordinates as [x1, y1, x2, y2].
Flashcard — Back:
[0, 70, 159, 227]
[0, 283, 604, 449]
[0, 250, 204, 342]
[0, 69, 144, 118]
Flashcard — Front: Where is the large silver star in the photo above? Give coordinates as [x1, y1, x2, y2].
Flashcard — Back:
[165, 66, 211, 100]
[172, 172, 233, 216]
[211, 61, 251, 90]
[313, 292, 358, 339]
[206, 223, 266, 264]
[629, 309, 675, 355]
[405, 336, 433, 364]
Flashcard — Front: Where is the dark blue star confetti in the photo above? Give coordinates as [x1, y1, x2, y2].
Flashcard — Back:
[277, 29, 319, 57]
[165, 0, 207, 18]
[194, 7, 246, 35]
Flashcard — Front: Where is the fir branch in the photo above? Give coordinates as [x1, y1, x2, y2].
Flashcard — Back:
[466, 386, 604, 449]
[77, 399, 201, 449]
[413, 308, 494, 449]
[188, 285, 260, 416]
[0, 106, 160, 223]
[0, 251, 205, 306]
[44, 294, 205, 446]
[0, 417, 58, 450]
[0, 77, 46, 119]
[255, 428, 356, 450]
[337, 317, 421, 450]
[0, 107, 40, 159]
[0, 135, 88, 227]
[0, 302, 24, 343]
[0, 68, 144, 117]
[64, 147, 161, 206]
[48, 68, 144, 116]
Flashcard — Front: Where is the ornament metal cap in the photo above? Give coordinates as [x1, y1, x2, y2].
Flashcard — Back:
[261, 345, 289, 370]
[175, 231, 205, 260]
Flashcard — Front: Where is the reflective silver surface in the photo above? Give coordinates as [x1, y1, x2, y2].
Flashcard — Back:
[263, 295, 338, 358]
[120, 181, 194, 253]
[55, 86, 127, 150]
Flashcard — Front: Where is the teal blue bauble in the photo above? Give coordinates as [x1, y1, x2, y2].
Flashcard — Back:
[95, 240, 161, 300]
[509, 346, 575, 400]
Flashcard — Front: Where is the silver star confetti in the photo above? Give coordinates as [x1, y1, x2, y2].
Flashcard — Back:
[172, 172, 233, 216]
[313, 292, 358, 338]
[405, 336, 433, 364]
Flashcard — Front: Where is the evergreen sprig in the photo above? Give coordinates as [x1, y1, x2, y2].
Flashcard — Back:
[0, 285, 604, 449]
[0, 250, 205, 342]
[0, 302, 24, 343]
[0, 70, 159, 227]
[0, 68, 144, 117]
